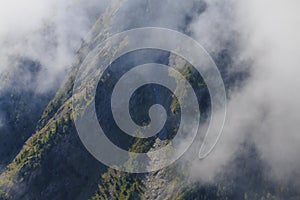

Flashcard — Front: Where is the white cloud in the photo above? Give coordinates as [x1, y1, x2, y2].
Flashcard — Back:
[236, 0, 300, 181]
[0, 0, 108, 92]
[1, 0, 299, 185]
[187, 0, 300, 183]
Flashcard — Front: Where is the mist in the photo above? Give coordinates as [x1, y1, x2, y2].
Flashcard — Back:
[0, 0, 109, 92]
[186, 0, 300, 186]
[237, 0, 300, 181]
[1, 0, 300, 190]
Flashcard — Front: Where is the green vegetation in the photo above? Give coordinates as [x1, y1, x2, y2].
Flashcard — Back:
[91, 169, 145, 200]
[90, 55, 206, 200]
[90, 137, 154, 200]
[0, 189, 10, 200]
[4, 112, 72, 182]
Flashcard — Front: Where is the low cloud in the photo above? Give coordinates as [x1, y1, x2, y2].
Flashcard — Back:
[186, 0, 300, 184]
[236, 0, 300, 181]
[0, 0, 108, 92]
[1, 0, 299, 187]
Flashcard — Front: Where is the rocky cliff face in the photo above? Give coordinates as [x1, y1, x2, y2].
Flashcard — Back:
[0, 1, 299, 200]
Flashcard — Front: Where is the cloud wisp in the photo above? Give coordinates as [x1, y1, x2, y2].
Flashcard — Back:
[0, 0, 108, 92]
[186, 0, 300, 185]
[1, 0, 299, 188]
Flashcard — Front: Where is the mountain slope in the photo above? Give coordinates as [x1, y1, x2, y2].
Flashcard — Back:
[0, 58, 55, 172]
[0, 1, 299, 200]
